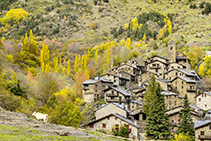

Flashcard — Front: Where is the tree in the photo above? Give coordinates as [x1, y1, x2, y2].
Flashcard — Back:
[67, 59, 70, 76]
[112, 124, 130, 138]
[199, 55, 211, 77]
[177, 94, 194, 136]
[74, 55, 78, 73]
[40, 44, 50, 72]
[143, 75, 171, 139]
[52, 57, 58, 72]
[187, 46, 204, 73]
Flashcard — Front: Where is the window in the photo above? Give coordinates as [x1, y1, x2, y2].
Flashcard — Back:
[182, 81, 183, 84]
[176, 72, 178, 76]
[89, 124, 94, 128]
[114, 80, 116, 82]
[202, 94, 204, 97]
[172, 66, 174, 68]
[175, 86, 177, 90]
[170, 47, 173, 50]
[115, 124, 119, 131]
[182, 86, 183, 89]
[201, 131, 204, 135]
[102, 123, 106, 128]
[153, 64, 156, 66]
[205, 94, 206, 97]
[199, 98, 201, 102]
[107, 117, 110, 120]
[95, 90, 97, 92]
[95, 84, 97, 87]
[175, 101, 176, 106]
[205, 104, 207, 107]
[115, 117, 118, 120]
[112, 91, 114, 94]
[172, 120, 174, 122]
[209, 125, 211, 129]
[178, 119, 180, 122]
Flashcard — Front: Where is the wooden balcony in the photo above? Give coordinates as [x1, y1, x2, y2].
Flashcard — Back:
[149, 66, 161, 69]
[198, 135, 211, 139]
[187, 89, 196, 92]
[83, 86, 89, 90]
[106, 93, 118, 96]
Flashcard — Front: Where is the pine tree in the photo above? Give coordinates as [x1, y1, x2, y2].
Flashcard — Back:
[67, 59, 70, 76]
[177, 94, 194, 136]
[143, 75, 171, 139]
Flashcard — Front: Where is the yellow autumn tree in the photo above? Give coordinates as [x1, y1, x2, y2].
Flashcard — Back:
[120, 39, 125, 46]
[40, 44, 50, 72]
[124, 23, 129, 31]
[52, 57, 58, 72]
[67, 59, 70, 76]
[106, 45, 111, 70]
[94, 49, 98, 64]
[126, 38, 132, 48]
[0, 9, 29, 26]
[74, 55, 78, 73]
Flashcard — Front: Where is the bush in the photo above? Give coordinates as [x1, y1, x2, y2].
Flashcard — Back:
[90, 21, 96, 29]
[112, 124, 130, 138]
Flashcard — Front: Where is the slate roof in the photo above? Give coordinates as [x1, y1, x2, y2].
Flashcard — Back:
[170, 77, 196, 83]
[161, 91, 184, 98]
[84, 113, 141, 128]
[101, 73, 130, 81]
[113, 113, 141, 128]
[119, 71, 135, 77]
[105, 86, 132, 96]
[157, 79, 171, 83]
[176, 56, 188, 60]
[178, 69, 196, 76]
[147, 55, 169, 61]
[131, 100, 143, 105]
[82, 76, 113, 84]
[189, 105, 204, 111]
[207, 110, 211, 114]
[194, 120, 211, 129]
[95, 102, 130, 113]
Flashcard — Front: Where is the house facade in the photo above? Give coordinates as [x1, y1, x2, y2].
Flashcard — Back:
[196, 92, 211, 110]
[194, 121, 211, 141]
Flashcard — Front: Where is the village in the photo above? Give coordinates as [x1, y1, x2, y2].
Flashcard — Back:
[81, 41, 211, 140]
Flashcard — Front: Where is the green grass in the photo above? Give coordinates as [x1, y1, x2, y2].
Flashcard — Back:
[0, 125, 100, 141]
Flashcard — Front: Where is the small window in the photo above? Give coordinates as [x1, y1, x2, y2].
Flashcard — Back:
[89, 124, 94, 128]
[182, 86, 183, 89]
[202, 94, 204, 97]
[201, 131, 204, 135]
[175, 101, 176, 106]
[175, 86, 177, 90]
[172, 120, 174, 122]
[95, 84, 97, 87]
[95, 90, 97, 92]
[199, 98, 201, 102]
[209, 125, 211, 129]
[182, 81, 183, 84]
[115, 117, 118, 120]
[102, 123, 106, 128]
[205, 94, 206, 97]
[107, 117, 110, 120]
[176, 72, 178, 76]
[205, 104, 207, 107]
[172, 66, 173, 68]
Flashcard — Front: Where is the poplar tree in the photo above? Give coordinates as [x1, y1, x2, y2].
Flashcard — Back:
[67, 59, 70, 76]
[40, 44, 50, 72]
[53, 57, 58, 72]
[177, 94, 194, 136]
[74, 55, 78, 73]
[94, 49, 98, 64]
[143, 75, 171, 139]
[106, 45, 110, 70]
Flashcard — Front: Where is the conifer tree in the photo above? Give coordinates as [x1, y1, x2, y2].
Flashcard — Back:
[143, 75, 171, 139]
[67, 59, 70, 76]
[74, 55, 78, 73]
[177, 94, 194, 136]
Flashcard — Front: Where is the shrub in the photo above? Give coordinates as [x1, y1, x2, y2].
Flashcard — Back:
[90, 21, 96, 29]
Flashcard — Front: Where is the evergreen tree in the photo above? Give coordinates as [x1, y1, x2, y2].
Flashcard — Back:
[177, 94, 194, 136]
[143, 75, 171, 139]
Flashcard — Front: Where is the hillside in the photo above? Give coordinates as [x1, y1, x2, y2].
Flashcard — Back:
[0, 0, 211, 140]
[0, 107, 131, 141]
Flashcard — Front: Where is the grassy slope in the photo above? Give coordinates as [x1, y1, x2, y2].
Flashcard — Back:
[2, 0, 210, 50]
[0, 125, 129, 141]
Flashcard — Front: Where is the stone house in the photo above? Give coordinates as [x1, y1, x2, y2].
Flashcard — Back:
[82, 76, 113, 103]
[161, 91, 184, 110]
[101, 73, 130, 88]
[156, 79, 171, 91]
[205, 111, 211, 120]
[146, 55, 169, 79]
[104, 86, 132, 106]
[167, 63, 187, 72]
[196, 91, 211, 110]
[127, 58, 146, 73]
[109, 64, 140, 76]
[131, 86, 146, 101]
[194, 120, 211, 141]
[95, 102, 130, 120]
[164, 69, 196, 80]
[130, 100, 143, 111]
[167, 106, 201, 133]
[84, 113, 140, 140]
[170, 77, 197, 105]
